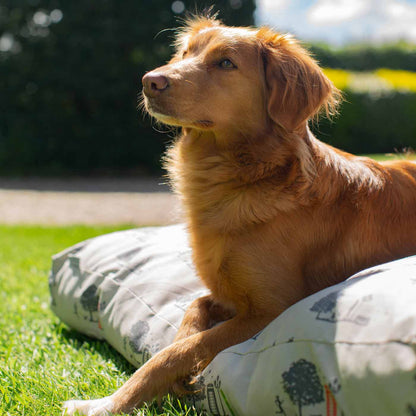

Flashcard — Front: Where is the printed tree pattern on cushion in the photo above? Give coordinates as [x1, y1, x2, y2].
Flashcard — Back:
[406, 372, 416, 416]
[123, 320, 153, 365]
[274, 395, 287, 415]
[408, 404, 416, 416]
[309, 290, 371, 325]
[309, 291, 340, 322]
[73, 284, 100, 323]
[185, 373, 232, 416]
[80, 284, 99, 322]
[282, 359, 324, 416]
[206, 376, 230, 416]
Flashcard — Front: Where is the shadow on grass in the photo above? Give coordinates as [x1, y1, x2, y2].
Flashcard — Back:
[54, 324, 200, 415]
[54, 323, 136, 375]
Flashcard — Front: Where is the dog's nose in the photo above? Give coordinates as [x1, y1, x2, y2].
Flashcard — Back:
[142, 73, 169, 97]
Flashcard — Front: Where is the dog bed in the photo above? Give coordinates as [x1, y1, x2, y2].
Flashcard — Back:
[49, 224, 416, 416]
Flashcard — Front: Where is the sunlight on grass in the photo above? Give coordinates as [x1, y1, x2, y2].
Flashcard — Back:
[0, 226, 201, 416]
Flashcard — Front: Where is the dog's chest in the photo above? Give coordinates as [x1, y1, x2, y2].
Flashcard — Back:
[189, 228, 247, 307]
[167, 138, 242, 224]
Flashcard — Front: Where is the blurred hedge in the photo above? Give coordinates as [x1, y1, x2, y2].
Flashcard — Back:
[1, 1, 415, 176]
[310, 42, 416, 155]
[0, 0, 255, 175]
[310, 42, 416, 72]
[311, 91, 416, 154]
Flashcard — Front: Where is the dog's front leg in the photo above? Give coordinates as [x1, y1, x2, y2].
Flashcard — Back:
[172, 295, 235, 395]
[63, 312, 275, 415]
[173, 295, 235, 342]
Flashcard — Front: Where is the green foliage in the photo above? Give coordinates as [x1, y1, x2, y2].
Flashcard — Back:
[312, 91, 416, 154]
[0, 0, 255, 175]
[0, 225, 203, 415]
[1, 1, 416, 175]
[309, 42, 416, 72]
[315, 68, 416, 155]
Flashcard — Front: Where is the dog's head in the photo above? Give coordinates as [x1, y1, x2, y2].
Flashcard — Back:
[142, 17, 340, 136]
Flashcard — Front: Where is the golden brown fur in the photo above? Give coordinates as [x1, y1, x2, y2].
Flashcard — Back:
[63, 16, 416, 415]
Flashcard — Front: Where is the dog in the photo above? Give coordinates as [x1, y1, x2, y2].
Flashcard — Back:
[63, 16, 416, 415]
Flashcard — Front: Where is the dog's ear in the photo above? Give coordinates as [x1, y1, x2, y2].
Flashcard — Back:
[258, 28, 340, 133]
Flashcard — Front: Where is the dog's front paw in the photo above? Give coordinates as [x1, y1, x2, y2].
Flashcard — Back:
[62, 397, 115, 416]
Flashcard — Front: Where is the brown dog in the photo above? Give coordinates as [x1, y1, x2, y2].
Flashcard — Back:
[63, 16, 416, 415]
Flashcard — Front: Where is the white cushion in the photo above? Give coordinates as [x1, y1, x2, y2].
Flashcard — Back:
[50, 224, 416, 416]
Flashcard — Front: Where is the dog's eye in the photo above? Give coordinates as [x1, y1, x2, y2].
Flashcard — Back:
[182, 50, 188, 59]
[218, 59, 236, 69]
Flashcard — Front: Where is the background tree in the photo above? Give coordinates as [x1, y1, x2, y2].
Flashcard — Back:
[309, 42, 416, 72]
[0, 0, 255, 175]
[1, 1, 416, 175]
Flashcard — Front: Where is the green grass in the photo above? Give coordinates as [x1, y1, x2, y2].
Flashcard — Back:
[0, 225, 200, 416]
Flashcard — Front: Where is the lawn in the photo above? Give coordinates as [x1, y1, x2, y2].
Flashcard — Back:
[0, 225, 199, 416]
